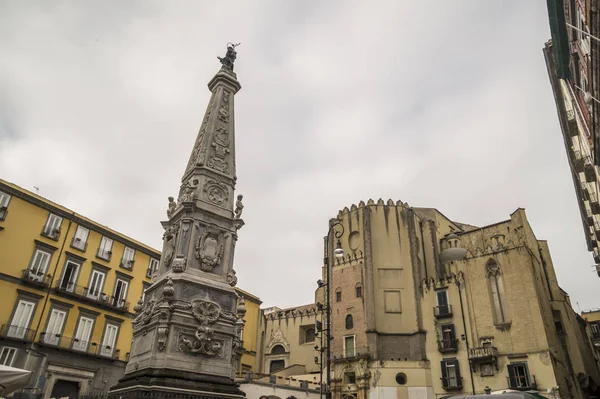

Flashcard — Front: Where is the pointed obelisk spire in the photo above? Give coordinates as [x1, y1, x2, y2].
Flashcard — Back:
[109, 44, 246, 399]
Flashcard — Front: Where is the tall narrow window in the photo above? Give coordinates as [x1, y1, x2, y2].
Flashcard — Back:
[345, 314, 354, 330]
[87, 270, 106, 300]
[44, 309, 66, 346]
[355, 283, 362, 298]
[43, 214, 63, 238]
[441, 359, 462, 389]
[436, 290, 450, 316]
[59, 261, 80, 292]
[146, 259, 159, 278]
[344, 336, 355, 358]
[121, 247, 135, 269]
[113, 279, 129, 309]
[336, 288, 342, 302]
[486, 260, 510, 325]
[28, 249, 51, 282]
[8, 300, 35, 339]
[73, 316, 94, 352]
[100, 324, 119, 357]
[72, 226, 89, 251]
[0, 191, 11, 220]
[97, 237, 113, 260]
[0, 347, 17, 366]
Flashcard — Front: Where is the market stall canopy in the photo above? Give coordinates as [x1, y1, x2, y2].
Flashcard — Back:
[0, 364, 32, 396]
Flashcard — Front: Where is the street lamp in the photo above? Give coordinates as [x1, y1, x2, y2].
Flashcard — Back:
[320, 219, 344, 399]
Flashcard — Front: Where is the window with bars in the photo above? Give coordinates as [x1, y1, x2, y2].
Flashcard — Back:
[508, 363, 533, 389]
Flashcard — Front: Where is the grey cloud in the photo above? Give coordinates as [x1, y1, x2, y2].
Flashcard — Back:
[1, 0, 598, 310]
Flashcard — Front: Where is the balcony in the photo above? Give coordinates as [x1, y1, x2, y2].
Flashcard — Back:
[38, 332, 121, 359]
[0, 324, 35, 341]
[572, 149, 585, 172]
[120, 260, 134, 271]
[507, 375, 537, 391]
[438, 338, 458, 353]
[71, 237, 87, 252]
[595, 223, 600, 238]
[434, 305, 453, 318]
[53, 281, 129, 312]
[468, 346, 498, 364]
[586, 207, 594, 225]
[582, 181, 591, 200]
[441, 377, 462, 391]
[21, 269, 52, 288]
[96, 249, 112, 262]
[585, 158, 597, 182]
[41, 227, 61, 241]
[591, 193, 600, 214]
[332, 346, 369, 363]
[567, 110, 578, 136]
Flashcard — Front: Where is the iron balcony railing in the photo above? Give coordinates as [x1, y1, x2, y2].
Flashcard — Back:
[438, 338, 458, 353]
[507, 374, 537, 390]
[71, 237, 88, 251]
[21, 269, 52, 286]
[53, 281, 129, 311]
[38, 331, 121, 359]
[0, 324, 35, 341]
[434, 305, 453, 318]
[96, 248, 112, 261]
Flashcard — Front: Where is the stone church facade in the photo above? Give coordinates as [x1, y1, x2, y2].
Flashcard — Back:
[253, 201, 600, 399]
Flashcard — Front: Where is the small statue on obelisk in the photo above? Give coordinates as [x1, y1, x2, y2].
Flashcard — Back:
[217, 42, 240, 71]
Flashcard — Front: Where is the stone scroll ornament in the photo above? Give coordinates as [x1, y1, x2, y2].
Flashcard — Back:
[177, 299, 225, 358]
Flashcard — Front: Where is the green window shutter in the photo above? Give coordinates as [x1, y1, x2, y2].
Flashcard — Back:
[454, 360, 462, 386]
[507, 364, 517, 388]
[441, 360, 448, 388]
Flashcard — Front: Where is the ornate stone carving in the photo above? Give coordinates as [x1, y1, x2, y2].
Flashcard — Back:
[157, 327, 168, 351]
[266, 328, 290, 353]
[215, 123, 229, 146]
[218, 108, 230, 123]
[167, 196, 177, 219]
[180, 179, 198, 203]
[172, 257, 187, 273]
[208, 144, 230, 174]
[217, 43, 240, 71]
[133, 297, 156, 326]
[178, 326, 223, 357]
[236, 297, 246, 319]
[162, 224, 178, 269]
[133, 298, 143, 313]
[203, 180, 229, 205]
[219, 311, 238, 323]
[234, 195, 244, 219]
[163, 278, 175, 298]
[226, 269, 237, 287]
[191, 299, 222, 324]
[195, 227, 224, 272]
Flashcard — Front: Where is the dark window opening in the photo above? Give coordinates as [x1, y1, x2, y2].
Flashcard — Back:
[345, 314, 353, 330]
[395, 372, 407, 385]
[356, 285, 362, 298]
[271, 345, 285, 355]
[269, 360, 285, 373]
[336, 291, 342, 302]
[344, 372, 356, 384]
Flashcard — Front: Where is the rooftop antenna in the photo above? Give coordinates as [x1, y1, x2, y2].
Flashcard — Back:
[576, 302, 581, 313]
[33, 186, 40, 195]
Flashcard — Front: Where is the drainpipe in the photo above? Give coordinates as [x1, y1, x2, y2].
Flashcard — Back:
[458, 282, 476, 395]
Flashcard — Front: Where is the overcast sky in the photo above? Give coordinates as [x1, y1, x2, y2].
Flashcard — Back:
[1, 1, 599, 310]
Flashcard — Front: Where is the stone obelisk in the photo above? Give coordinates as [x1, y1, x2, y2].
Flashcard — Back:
[109, 44, 246, 399]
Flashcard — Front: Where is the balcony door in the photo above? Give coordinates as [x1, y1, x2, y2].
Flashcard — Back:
[437, 290, 450, 315]
[29, 250, 50, 282]
[87, 270, 105, 300]
[44, 309, 66, 346]
[8, 300, 35, 339]
[72, 317, 93, 352]
[112, 280, 128, 308]
[59, 262, 79, 292]
[100, 324, 119, 357]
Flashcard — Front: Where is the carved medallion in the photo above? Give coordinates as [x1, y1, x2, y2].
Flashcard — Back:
[218, 107, 229, 123]
[191, 299, 222, 324]
[203, 180, 229, 205]
[177, 326, 223, 357]
[195, 229, 224, 272]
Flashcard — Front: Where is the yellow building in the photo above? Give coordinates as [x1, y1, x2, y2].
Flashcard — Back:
[235, 287, 262, 376]
[582, 309, 600, 349]
[0, 179, 159, 399]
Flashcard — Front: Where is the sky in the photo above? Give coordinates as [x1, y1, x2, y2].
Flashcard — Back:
[1, 1, 599, 310]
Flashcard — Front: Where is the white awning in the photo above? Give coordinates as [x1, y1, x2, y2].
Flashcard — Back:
[0, 364, 32, 396]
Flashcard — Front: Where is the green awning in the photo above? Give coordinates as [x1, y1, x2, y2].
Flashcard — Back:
[547, 0, 571, 79]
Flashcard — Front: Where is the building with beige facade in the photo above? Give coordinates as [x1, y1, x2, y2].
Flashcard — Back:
[582, 309, 600, 349]
[252, 200, 600, 399]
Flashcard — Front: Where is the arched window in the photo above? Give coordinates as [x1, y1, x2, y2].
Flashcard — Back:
[486, 260, 510, 325]
[271, 344, 286, 355]
[355, 283, 362, 298]
[336, 288, 342, 302]
[345, 314, 353, 329]
[269, 360, 285, 373]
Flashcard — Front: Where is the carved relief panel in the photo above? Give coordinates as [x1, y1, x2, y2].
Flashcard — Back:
[195, 226, 225, 272]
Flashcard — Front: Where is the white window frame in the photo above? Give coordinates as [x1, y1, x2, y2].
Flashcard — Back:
[100, 324, 119, 357]
[87, 270, 106, 300]
[59, 261, 80, 292]
[98, 237, 113, 260]
[44, 308, 66, 346]
[28, 249, 51, 282]
[72, 226, 89, 250]
[0, 347, 17, 367]
[343, 335, 355, 358]
[43, 214, 62, 237]
[113, 279, 129, 308]
[592, 323, 600, 334]
[0, 191, 11, 220]
[146, 258, 159, 278]
[8, 300, 35, 339]
[121, 247, 135, 268]
[73, 316, 94, 352]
